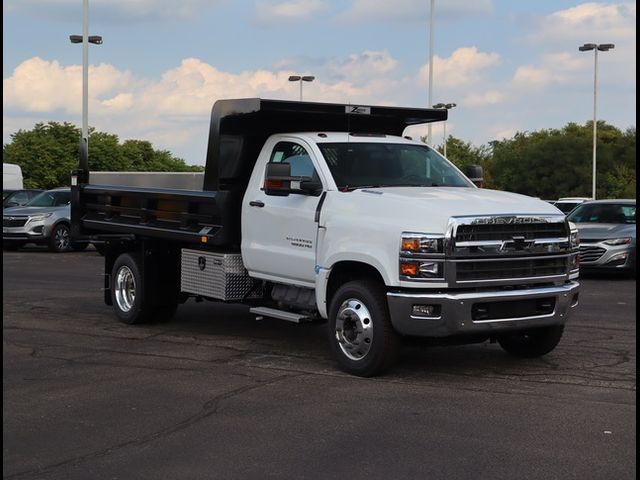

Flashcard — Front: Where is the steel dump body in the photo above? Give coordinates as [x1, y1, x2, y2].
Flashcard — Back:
[72, 98, 446, 247]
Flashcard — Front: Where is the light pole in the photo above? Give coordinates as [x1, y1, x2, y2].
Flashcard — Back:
[70, 0, 102, 173]
[578, 43, 614, 200]
[433, 103, 456, 157]
[288, 75, 315, 101]
[427, 0, 435, 145]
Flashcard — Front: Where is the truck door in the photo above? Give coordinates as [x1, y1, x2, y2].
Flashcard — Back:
[242, 139, 323, 286]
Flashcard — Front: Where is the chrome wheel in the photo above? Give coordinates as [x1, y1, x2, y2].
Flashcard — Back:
[54, 226, 70, 251]
[335, 298, 374, 361]
[114, 265, 136, 313]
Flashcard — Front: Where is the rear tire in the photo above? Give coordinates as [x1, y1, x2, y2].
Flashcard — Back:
[112, 253, 147, 324]
[498, 325, 564, 358]
[49, 224, 71, 252]
[328, 280, 400, 377]
[111, 252, 177, 325]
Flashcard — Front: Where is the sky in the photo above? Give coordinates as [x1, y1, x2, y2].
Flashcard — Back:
[3, 0, 636, 166]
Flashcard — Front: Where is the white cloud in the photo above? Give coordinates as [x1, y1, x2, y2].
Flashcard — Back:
[338, 0, 493, 23]
[530, 2, 636, 42]
[328, 50, 399, 82]
[255, 0, 328, 25]
[3, 57, 134, 114]
[418, 47, 501, 88]
[3, 55, 406, 161]
[462, 90, 505, 107]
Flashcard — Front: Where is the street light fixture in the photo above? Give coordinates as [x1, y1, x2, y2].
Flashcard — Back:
[578, 43, 615, 200]
[288, 75, 315, 101]
[433, 102, 456, 158]
[69, 0, 102, 174]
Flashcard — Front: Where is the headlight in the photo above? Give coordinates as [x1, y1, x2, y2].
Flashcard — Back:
[568, 222, 579, 248]
[399, 260, 444, 279]
[603, 237, 632, 246]
[400, 233, 444, 255]
[28, 213, 53, 222]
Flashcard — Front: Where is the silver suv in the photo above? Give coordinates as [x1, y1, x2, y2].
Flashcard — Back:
[3, 188, 87, 252]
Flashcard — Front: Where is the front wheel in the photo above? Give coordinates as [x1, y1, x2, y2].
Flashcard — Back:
[498, 325, 564, 358]
[328, 280, 400, 377]
[49, 224, 71, 252]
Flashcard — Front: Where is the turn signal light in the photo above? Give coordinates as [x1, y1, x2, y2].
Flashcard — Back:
[265, 179, 283, 189]
[400, 262, 419, 276]
[402, 239, 420, 251]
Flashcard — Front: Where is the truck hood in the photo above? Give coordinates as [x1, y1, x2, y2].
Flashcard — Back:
[3, 206, 68, 216]
[329, 187, 563, 233]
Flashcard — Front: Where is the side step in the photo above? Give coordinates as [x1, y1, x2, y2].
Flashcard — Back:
[249, 307, 311, 324]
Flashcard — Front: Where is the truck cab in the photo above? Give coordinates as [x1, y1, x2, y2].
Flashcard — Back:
[72, 98, 580, 376]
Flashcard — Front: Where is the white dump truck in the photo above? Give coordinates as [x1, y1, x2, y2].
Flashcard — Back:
[72, 98, 580, 376]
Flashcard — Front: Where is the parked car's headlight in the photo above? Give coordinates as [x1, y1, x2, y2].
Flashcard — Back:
[603, 237, 632, 246]
[28, 213, 53, 222]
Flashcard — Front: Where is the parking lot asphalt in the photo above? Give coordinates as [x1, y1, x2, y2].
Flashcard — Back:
[3, 248, 636, 480]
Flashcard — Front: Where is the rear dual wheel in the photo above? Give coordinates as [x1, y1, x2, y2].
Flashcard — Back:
[111, 253, 177, 324]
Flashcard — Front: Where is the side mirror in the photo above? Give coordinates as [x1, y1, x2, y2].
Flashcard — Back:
[264, 163, 321, 196]
[264, 162, 292, 196]
[465, 164, 484, 188]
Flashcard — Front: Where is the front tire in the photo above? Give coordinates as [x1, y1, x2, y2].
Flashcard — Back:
[328, 280, 400, 377]
[49, 223, 71, 252]
[498, 325, 564, 358]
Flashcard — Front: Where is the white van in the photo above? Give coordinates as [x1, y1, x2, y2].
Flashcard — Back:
[3, 163, 24, 190]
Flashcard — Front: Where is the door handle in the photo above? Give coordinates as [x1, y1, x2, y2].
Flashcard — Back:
[249, 200, 265, 208]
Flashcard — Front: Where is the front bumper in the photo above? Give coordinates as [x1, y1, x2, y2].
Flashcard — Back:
[387, 281, 580, 337]
[3, 223, 50, 243]
[579, 241, 636, 271]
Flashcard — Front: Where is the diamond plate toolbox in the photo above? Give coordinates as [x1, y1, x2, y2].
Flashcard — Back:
[181, 249, 262, 301]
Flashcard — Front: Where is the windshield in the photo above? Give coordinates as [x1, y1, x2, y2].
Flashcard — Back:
[317, 143, 473, 190]
[27, 190, 70, 207]
[567, 203, 636, 224]
[3, 190, 14, 200]
[554, 202, 582, 214]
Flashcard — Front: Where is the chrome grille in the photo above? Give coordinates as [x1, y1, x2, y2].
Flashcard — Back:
[579, 245, 606, 263]
[448, 215, 572, 285]
[455, 222, 567, 242]
[3, 217, 28, 228]
[456, 256, 568, 282]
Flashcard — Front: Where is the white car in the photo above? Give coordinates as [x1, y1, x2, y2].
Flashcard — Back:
[553, 197, 591, 214]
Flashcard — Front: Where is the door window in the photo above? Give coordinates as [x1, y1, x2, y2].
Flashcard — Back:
[270, 142, 320, 184]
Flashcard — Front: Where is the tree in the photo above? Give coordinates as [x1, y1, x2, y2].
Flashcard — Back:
[425, 135, 494, 186]
[3, 122, 203, 189]
[489, 122, 635, 199]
